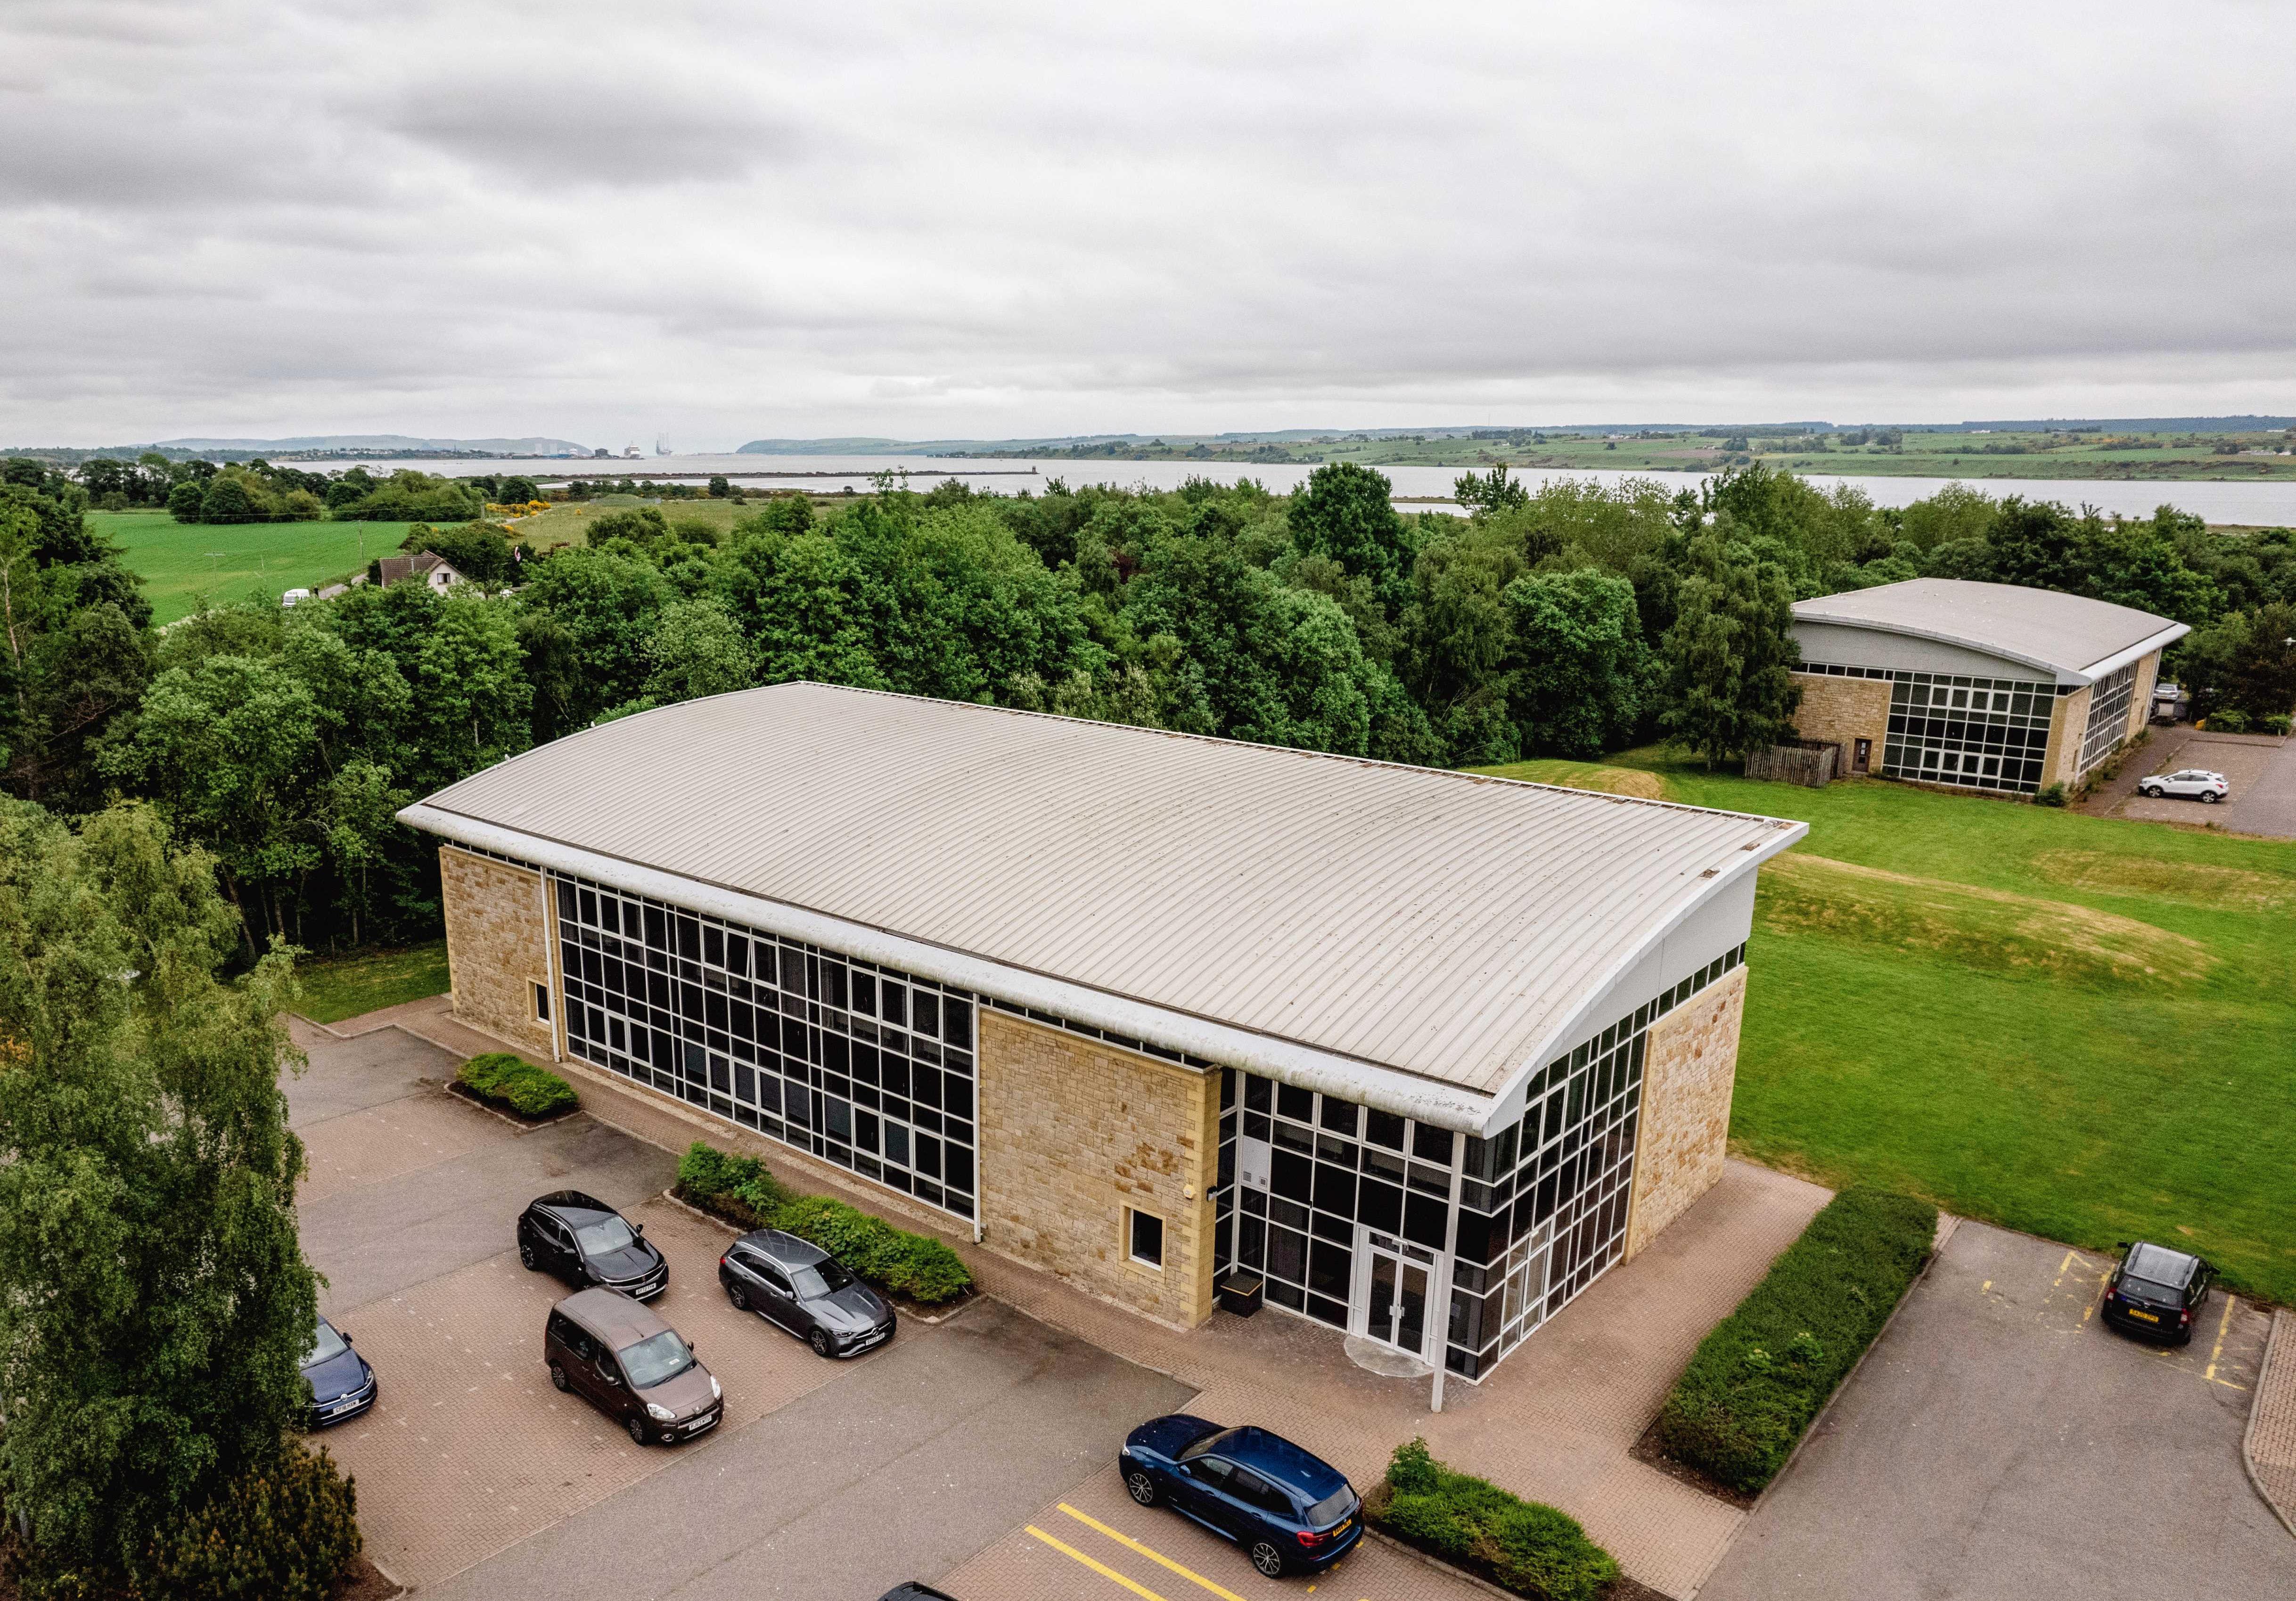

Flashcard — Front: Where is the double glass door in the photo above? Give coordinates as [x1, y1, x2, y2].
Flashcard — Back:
[1355, 1230, 1437, 1362]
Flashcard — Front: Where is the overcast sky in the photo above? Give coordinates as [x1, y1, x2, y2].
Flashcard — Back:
[4, 0, 2291, 448]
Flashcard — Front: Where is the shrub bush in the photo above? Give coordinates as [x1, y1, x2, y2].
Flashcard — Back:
[675, 1140, 973, 1305]
[134, 1440, 361, 1601]
[2261, 712, 2292, 735]
[2209, 708, 2251, 734]
[2033, 783, 2068, 807]
[8, 1442, 361, 1601]
[1366, 1438, 1617, 1601]
[1652, 1188, 1936, 1494]
[456, 1052, 578, 1118]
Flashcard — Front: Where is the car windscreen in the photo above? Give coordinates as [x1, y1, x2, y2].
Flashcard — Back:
[617, 1330, 693, 1389]
[574, 1216, 637, 1255]
[792, 1257, 856, 1298]
[303, 1321, 348, 1367]
[1306, 1487, 1354, 1526]
[2120, 1275, 2182, 1306]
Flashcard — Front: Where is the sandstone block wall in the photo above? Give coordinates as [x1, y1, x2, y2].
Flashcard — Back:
[439, 846, 557, 1059]
[2041, 683, 2090, 790]
[977, 1009, 1220, 1329]
[1624, 964, 1747, 1259]
[1790, 672, 1892, 772]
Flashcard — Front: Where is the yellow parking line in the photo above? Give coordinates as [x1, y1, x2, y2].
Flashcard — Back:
[1058, 1503, 1251, 1601]
[1027, 1525, 1173, 1601]
[2206, 1295, 2238, 1383]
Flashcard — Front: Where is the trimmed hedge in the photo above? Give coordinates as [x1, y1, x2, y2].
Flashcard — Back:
[1366, 1439, 1617, 1601]
[1652, 1187, 1936, 1494]
[676, 1140, 973, 1306]
[456, 1052, 579, 1119]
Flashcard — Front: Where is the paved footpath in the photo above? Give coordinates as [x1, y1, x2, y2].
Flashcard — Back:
[2251, 1311, 2296, 1537]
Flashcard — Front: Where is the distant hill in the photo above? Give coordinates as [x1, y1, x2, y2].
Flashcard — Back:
[146, 434, 596, 456]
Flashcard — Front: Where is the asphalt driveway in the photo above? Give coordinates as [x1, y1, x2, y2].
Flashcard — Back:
[1701, 1219, 2293, 1601]
[2100, 727, 2296, 838]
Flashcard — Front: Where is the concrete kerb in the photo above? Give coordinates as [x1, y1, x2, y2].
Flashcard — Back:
[2244, 1309, 2296, 1542]
[1739, 1211, 1961, 1521]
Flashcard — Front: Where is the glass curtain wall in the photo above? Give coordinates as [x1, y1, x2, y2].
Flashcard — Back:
[1212, 944, 1745, 1380]
[2077, 662, 2138, 774]
[1880, 671, 2057, 794]
[553, 872, 978, 1219]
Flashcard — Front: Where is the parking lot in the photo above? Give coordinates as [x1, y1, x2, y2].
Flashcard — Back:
[1701, 1219, 2294, 1601]
[291, 1023, 1205, 1596]
[2098, 727, 2296, 837]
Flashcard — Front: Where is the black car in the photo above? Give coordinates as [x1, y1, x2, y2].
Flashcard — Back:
[876, 1588, 957, 1601]
[302, 1314, 377, 1428]
[1120, 1415, 1362, 1579]
[718, 1227, 895, 1358]
[517, 1190, 668, 1300]
[2102, 1240, 2213, 1344]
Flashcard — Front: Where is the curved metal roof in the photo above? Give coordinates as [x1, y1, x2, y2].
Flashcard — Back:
[404, 684, 1802, 1103]
[1792, 579, 2187, 684]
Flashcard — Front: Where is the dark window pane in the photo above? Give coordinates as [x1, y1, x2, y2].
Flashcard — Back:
[943, 1144, 974, 1195]
[880, 982, 906, 1028]
[1267, 1226, 1307, 1285]
[1271, 1148, 1313, 1203]
[1357, 1178, 1403, 1233]
[943, 997, 971, 1045]
[1312, 1163, 1356, 1217]
[1244, 1074, 1271, 1113]
[1365, 1108, 1406, 1150]
[1404, 1191, 1449, 1250]
[821, 962, 847, 1011]
[851, 972, 876, 1016]
[1276, 1083, 1314, 1123]
[1413, 1123, 1456, 1165]
[703, 926, 724, 968]
[1308, 1238, 1350, 1298]
[912, 990, 939, 1039]
[1320, 1098, 1360, 1136]
[915, 1134, 942, 1178]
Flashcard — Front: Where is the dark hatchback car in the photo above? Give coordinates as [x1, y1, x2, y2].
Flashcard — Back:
[2103, 1240, 2214, 1344]
[545, 1287, 722, 1445]
[518, 1189, 668, 1300]
[1120, 1415, 1361, 1578]
[301, 1314, 377, 1428]
[718, 1227, 895, 1358]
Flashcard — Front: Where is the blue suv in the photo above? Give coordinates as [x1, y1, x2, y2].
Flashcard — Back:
[1119, 1414, 1362, 1578]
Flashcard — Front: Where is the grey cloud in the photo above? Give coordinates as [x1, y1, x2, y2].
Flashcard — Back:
[1, 0, 2290, 443]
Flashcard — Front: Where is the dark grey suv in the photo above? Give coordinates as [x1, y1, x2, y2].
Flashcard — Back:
[518, 1190, 669, 1300]
[717, 1228, 895, 1358]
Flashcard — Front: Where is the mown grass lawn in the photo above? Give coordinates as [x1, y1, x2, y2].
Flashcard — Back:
[92, 511, 438, 625]
[294, 940, 450, 1025]
[1477, 751, 2296, 1307]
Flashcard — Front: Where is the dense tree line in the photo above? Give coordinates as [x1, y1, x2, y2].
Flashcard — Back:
[1, 456, 2291, 959]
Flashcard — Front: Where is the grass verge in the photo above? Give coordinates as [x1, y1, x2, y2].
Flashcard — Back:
[294, 940, 449, 1024]
[1364, 1438, 1619, 1601]
[676, 1140, 972, 1306]
[1652, 1188, 1936, 1495]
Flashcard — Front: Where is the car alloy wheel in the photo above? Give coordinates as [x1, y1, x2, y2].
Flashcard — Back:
[2201, 791, 2219, 803]
[1125, 1470, 1159, 1507]
[809, 1327, 835, 1358]
[1250, 1540, 1286, 1578]
[727, 1284, 748, 1311]
[549, 1362, 569, 1392]
[519, 1242, 537, 1269]
[627, 1415, 648, 1446]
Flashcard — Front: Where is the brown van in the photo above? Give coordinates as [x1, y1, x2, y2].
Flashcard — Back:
[545, 1287, 723, 1446]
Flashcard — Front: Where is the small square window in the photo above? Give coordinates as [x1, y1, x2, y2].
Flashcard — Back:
[1129, 1208, 1165, 1269]
[533, 982, 550, 1022]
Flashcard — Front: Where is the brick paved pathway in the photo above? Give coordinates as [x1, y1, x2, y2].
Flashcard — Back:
[2250, 1310, 2296, 1538]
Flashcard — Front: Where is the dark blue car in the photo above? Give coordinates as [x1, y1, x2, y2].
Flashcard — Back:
[301, 1315, 377, 1429]
[1119, 1415, 1361, 1578]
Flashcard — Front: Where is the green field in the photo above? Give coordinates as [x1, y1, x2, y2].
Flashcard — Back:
[294, 940, 450, 1025]
[90, 511, 437, 625]
[1477, 753, 2296, 1307]
[994, 427, 2296, 485]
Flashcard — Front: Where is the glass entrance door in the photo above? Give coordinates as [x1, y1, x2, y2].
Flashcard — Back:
[1355, 1230, 1436, 1362]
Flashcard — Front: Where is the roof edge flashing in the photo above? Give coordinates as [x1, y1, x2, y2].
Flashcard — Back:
[2075, 621, 2189, 684]
[400, 803, 1498, 1132]
[1475, 816, 1808, 1128]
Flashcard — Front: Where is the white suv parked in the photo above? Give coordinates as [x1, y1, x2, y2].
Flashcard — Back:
[2137, 768, 2229, 803]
